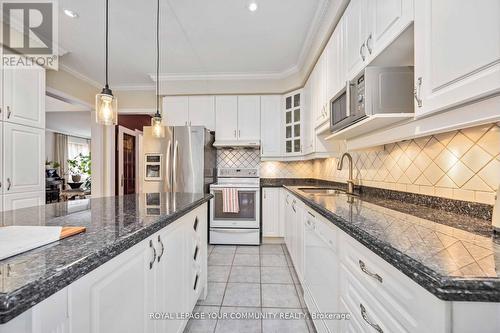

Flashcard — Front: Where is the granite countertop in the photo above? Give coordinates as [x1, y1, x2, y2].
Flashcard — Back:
[0, 192, 212, 324]
[283, 184, 500, 302]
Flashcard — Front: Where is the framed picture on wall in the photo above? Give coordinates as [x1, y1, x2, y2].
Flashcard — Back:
[144, 153, 162, 181]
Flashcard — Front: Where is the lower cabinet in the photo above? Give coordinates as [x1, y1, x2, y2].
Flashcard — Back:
[0, 204, 208, 333]
[262, 188, 283, 237]
[3, 191, 45, 212]
[283, 190, 500, 333]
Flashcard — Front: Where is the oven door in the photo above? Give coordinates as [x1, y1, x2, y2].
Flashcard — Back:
[210, 187, 260, 229]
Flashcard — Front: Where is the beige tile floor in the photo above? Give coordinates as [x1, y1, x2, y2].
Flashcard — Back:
[184, 244, 317, 333]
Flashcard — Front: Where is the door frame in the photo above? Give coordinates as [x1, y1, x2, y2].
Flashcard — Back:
[117, 126, 142, 195]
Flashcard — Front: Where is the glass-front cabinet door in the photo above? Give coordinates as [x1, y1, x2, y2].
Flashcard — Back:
[284, 89, 303, 155]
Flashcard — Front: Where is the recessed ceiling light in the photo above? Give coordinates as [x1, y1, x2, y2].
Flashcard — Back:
[64, 9, 79, 18]
[248, 2, 258, 12]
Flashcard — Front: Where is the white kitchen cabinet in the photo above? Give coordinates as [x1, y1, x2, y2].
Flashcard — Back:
[188, 96, 215, 130]
[326, 16, 346, 103]
[69, 236, 156, 333]
[3, 191, 45, 212]
[3, 66, 45, 129]
[156, 219, 187, 333]
[260, 95, 282, 157]
[3, 123, 44, 194]
[237, 96, 260, 141]
[215, 96, 238, 141]
[344, 0, 369, 80]
[163, 96, 189, 126]
[284, 192, 305, 282]
[283, 90, 303, 155]
[414, 0, 500, 117]
[313, 53, 328, 129]
[367, 0, 413, 59]
[262, 188, 283, 237]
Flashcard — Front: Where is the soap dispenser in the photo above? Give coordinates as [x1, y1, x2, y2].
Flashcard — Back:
[493, 186, 500, 233]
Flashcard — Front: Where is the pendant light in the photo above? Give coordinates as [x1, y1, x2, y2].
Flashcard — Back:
[95, 0, 118, 126]
[151, 0, 165, 138]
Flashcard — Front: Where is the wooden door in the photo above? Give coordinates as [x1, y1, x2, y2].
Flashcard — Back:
[117, 126, 138, 196]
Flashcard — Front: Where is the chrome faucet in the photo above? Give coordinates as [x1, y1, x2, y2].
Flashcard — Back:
[337, 152, 355, 195]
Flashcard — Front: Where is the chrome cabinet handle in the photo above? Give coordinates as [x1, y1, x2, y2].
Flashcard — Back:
[238, 130, 241, 137]
[366, 34, 373, 54]
[7, 178, 11, 191]
[414, 77, 423, 108]
[193, 274, 199, 290]
[234, 130, 237, 138]
[307, 211, 315, 218]
[359, 260, 383, 283]
[7, 106, 11, 119]
[149, 240, 157, 269]
[193, 217, 199, 231]
[157, 235, 164, 262]
[360, 303, 383, 333]
[359, 42, 366, 61]
[193, 245, 199, 261]
[291, 200, 296, 213]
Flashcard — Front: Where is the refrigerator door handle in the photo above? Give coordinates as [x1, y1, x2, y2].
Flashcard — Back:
[165, 140, 172, 191]
[172, 140, 179, 192]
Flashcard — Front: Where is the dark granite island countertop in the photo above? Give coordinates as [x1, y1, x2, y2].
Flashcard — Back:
[284, 185, 500, 302]
[0, 192, 212, 324]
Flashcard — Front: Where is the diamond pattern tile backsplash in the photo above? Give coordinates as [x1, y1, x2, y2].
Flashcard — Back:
[217, 149, 261, 168]
[260, 122, 500, 205]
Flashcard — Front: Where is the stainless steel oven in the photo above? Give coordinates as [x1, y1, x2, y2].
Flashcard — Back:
[209, 168, 260, 245]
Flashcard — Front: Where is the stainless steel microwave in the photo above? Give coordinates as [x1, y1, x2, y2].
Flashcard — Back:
[330, 66, 414, 133]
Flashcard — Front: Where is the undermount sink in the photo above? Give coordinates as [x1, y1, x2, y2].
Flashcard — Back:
[298, 187, 345, 195]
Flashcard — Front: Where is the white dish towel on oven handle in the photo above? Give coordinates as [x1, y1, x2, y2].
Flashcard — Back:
[222, 188, 240, 213]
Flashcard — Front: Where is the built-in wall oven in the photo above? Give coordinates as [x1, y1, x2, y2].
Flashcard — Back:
[330, 66, 414, 133]
[209, 168, 260, 245]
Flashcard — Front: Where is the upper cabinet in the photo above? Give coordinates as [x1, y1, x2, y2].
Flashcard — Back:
[283, 90, 303, 155]
[237, 96, 260, 141]
[344, 0, 413, 80]
[414, 0, 500, 117]
[187, 96, 215, 130]
[3, 66, 45, 129]
[260, 95, 282, 157]
[214, 95, 260, 146]
[326, 17, 346, 104]
[163, 96, 189, 126]
[162, 96, 215, 130]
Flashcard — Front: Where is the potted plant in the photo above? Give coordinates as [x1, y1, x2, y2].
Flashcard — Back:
[68, 154, 91, 183]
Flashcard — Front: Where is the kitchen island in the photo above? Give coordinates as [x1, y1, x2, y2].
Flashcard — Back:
[0, 192, 211, 332]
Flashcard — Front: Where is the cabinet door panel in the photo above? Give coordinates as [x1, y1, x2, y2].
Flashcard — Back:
[415, 0, 500, 116]
[3, 191, 45, 212]
[188, 96, 215, 130]
[3, 123, 44, 194]
[70, 238, 155, 333]
[163, 96, 189, 126]
[262, 188, 281, 237]
[260, 95, 282, 157]
[3, 66, 45, 128]
[237, 96, 260, 141]
[345, 0, 368, 79]
[215, 96, 238, 141]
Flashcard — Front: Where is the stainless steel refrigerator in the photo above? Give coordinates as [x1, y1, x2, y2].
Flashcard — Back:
[142, 126, 216, 194]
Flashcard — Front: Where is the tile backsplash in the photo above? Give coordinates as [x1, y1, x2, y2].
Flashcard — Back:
[218, 122, 500, 205]
[265, 123, 499, 205]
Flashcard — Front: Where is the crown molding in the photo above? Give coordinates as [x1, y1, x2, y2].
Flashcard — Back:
[59, 64, 102, 89]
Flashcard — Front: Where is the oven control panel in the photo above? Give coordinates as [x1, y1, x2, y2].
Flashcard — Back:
[217, 168, 259, 178]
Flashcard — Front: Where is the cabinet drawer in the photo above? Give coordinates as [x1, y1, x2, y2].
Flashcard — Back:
[340, 264, 408, 332]
[340, 233, 446, 332]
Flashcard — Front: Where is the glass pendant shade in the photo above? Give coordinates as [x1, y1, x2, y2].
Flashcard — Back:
[95, 91, 118, 126]
[151, 113, 164, 138]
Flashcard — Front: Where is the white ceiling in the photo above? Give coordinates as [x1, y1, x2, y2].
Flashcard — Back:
[58, 0, 336, 90]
